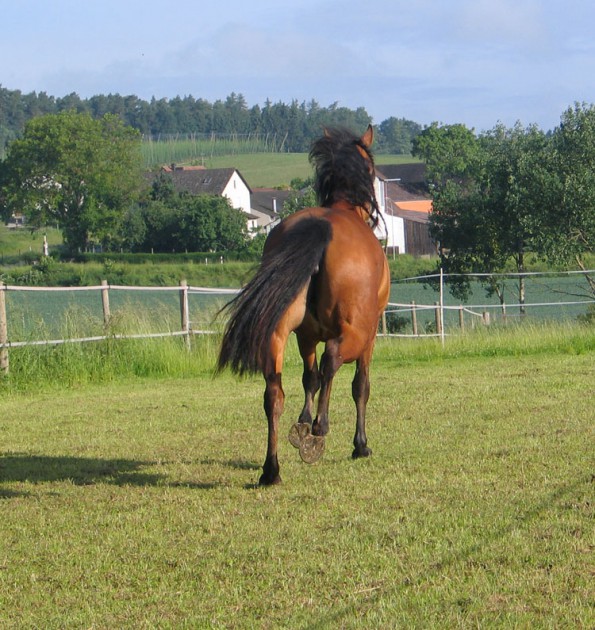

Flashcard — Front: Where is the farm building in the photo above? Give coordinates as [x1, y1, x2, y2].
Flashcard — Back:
[375, 164, 436, 257]
[147, 167, 297, 236]
[146, 162, 436, 255]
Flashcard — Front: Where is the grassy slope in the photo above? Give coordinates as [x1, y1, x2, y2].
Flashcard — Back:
[0, 226, 62, 259]
[0, 330, 593, 627]
[204, 153, 419, 188]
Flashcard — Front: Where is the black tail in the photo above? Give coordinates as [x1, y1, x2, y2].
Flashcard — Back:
[217, 217, 332, 376]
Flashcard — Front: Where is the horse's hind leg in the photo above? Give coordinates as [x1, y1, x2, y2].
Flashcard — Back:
[297, 333, 319, 426]
[352, 354, 372, 459]
[260, 332, 289, 485]
[261, 370, 283, 485]
[311, 337, 343, 437]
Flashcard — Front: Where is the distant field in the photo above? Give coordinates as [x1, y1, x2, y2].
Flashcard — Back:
[143, 142, 419, 188]
[0, 226, 62, 259]
[203, 153, 420, 188]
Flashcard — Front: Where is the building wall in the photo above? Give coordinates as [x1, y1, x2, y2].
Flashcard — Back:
[222, 172, 251, 214]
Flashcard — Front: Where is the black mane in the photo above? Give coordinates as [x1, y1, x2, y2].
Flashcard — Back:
[309, 127, 380, 227]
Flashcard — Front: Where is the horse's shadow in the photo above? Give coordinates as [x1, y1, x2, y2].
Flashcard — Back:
[0, 453, 260, 494]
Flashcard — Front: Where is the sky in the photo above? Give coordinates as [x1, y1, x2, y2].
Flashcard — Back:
[1, 0, 594, 132]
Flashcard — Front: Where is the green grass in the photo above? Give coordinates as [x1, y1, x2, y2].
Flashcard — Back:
[0, 226, 62, 260]
[0, 327, 593, 626]
[200, 152, 419, 188]
[140, 134, 421, 187]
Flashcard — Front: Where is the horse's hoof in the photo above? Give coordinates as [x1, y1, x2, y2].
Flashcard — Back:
[299, 434, 325, 464]
[288, 422, 311, 448]
[352, 446, 372, 459]
[259, 473, 282, 486]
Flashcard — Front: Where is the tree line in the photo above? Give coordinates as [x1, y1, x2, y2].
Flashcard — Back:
[0, 86, 420, 155]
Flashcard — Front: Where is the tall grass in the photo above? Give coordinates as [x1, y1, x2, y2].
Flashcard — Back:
[2, 317, 593, 395]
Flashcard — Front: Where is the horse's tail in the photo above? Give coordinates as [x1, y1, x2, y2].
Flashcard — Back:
[217, 217, 332, 376]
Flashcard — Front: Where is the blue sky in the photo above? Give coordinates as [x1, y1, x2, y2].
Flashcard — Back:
[1, 0, 593, 132]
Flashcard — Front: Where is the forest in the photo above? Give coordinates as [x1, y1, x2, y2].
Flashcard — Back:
[0, 85, 421, 156]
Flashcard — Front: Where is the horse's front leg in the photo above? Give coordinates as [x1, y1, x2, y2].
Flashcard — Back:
[261, 371, 284, 485]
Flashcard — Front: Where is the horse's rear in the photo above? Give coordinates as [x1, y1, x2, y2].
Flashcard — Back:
[218, 126, 389, 485]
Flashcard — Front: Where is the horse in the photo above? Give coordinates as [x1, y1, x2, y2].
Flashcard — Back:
[217, 125, 390, 485]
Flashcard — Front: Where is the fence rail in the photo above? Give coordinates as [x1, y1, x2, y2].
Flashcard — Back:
[1, 270, 594, 374]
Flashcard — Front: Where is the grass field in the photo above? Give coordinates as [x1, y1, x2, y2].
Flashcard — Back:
[202, 153, 420, 188]
[141, 134, 420, 188]
[0, 329, 593, 627]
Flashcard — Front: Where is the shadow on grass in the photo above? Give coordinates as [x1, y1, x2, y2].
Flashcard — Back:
[0, 453, 262, 491]
[0, 453, 260, 499]
[0, 453, 164, 487]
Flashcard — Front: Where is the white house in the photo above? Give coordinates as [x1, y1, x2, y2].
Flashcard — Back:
[152, 165, 259, 233]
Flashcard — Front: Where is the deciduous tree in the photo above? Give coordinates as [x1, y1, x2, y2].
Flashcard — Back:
[0, 111, 142, 252]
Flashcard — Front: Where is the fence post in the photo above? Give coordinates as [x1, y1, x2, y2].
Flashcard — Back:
[411, 301, 418, 336]
[381, 312, 387, 335]
[179, 280, 191, 349]
[434, 302, 443, 337]
[482, 311, 491, 326]
[459, 305, 465, 332]
[0, 284, 8, 375]
[101, 280, 111, 326]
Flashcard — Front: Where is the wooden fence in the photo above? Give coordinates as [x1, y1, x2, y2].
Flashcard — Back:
[0, 281, 237, 375]
[1, 270, 594, 375]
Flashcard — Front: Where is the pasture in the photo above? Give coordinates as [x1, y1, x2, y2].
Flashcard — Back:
[0, 330, 593, 627]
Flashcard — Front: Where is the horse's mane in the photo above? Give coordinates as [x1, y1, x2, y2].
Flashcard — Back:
[309, 126, 381, 228]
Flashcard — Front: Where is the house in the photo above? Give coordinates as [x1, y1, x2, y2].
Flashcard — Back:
[147, 165, 260, 233]
[250, 188, 293, 233]
[374, 164, 436, 257]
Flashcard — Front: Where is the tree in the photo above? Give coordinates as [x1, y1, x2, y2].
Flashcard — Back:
[422, 122, 551, 311]
[0, 111, 142, 252]
[177, 194, 247, 252]
[280, 185, 318, 218]
[537, 103, 595, 295]
[412, 122, 479, 187]
[378, 117, 422, 154]
[124, 185, 249, 254]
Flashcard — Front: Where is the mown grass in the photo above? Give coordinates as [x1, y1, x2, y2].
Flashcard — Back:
[0, 325, 593, 627]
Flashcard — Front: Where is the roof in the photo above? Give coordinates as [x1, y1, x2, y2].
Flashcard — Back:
[145, 167, 252, 195]
[251, 188, 292, 218]
[375, 163, 427, 183]
[161, 164, 206, 173]
[376, 163, 429, 199]
[392, 199, 432, 224]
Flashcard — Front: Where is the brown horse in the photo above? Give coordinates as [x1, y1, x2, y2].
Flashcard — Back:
[217, 125, 390, 485]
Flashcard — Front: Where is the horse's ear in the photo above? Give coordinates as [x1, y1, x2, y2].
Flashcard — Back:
[361, 124, 374, 147]
[323, 128, 331, 138]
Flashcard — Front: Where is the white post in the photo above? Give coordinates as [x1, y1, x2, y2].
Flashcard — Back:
[101, 280, 111, 326]
[439, 267, 445, 346]
[179, 280, 190, 349]
[0, 284, 8, 375]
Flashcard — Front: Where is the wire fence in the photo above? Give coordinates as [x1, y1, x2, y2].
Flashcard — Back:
[1, 270, 594, 373]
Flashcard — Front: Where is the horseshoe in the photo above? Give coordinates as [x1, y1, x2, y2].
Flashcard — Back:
[288, 422, 311, 448]
[299, 434, 325, 464]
